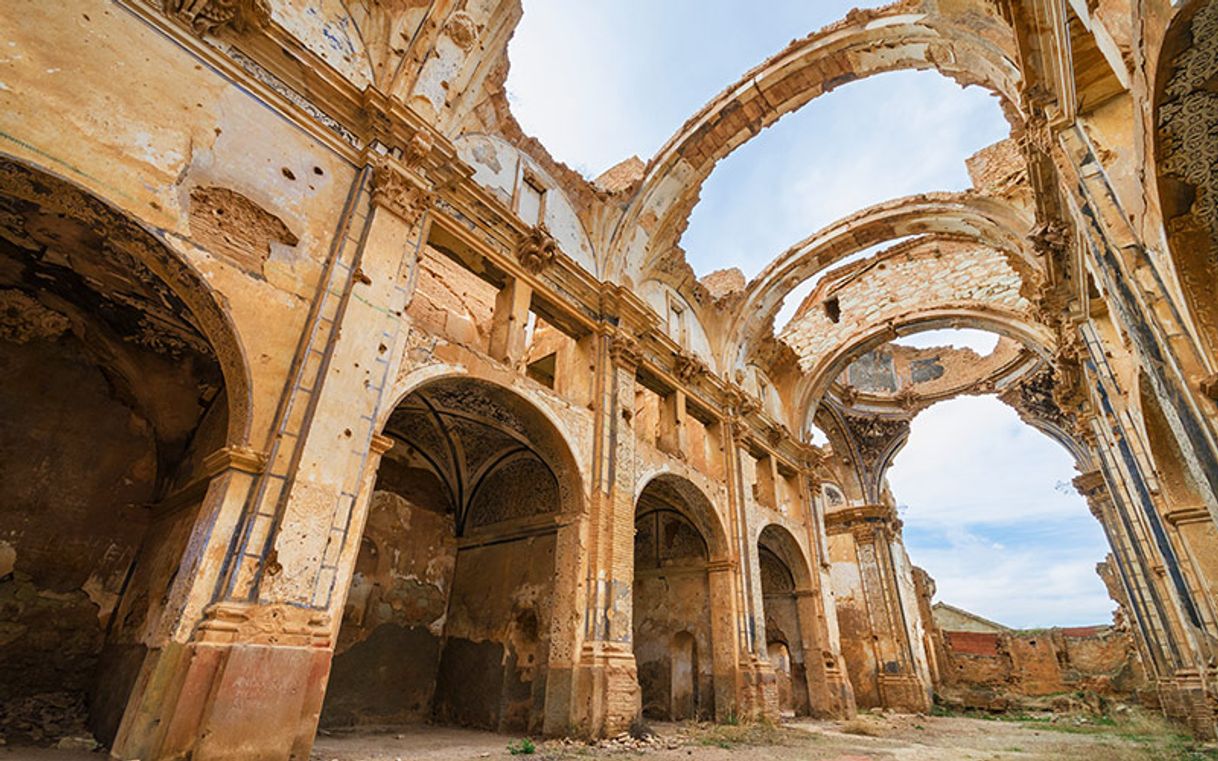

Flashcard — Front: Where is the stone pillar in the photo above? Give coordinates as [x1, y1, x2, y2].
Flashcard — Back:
[1076, 469, 1218, 738]
[566, 329, 643, 736]
[707, 559, 747, 721]
[825, 505, 931, 713]
[724, 420, 779, 720]
[656, 388, 688, 458]
[488, 275, 532, 366]
[795, 469, 849, 717]
[802, 471, 856, 717]
[126, 149, 434, 761]
[108, 447, 266, 761]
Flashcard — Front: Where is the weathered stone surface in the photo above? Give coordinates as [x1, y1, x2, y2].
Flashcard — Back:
[2, 0, 1217, 757]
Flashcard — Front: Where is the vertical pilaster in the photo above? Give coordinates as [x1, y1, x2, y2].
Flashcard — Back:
[141, 148, 435, 761]
[566, 329, 642, 735]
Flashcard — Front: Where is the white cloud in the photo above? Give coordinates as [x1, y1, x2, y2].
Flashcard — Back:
[508, 0, 891, 176]
[890, 397, 1114, 627]
[892, 328, 1001, 355]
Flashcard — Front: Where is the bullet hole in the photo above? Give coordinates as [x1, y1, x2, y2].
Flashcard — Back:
[281, 167, 296, 180]
[378, 343, 387, 354]
[343, 428, 352, 438]
[82, 14, 90, 21]
[313, 166, 324, 176]
[824, 296, 841, 323]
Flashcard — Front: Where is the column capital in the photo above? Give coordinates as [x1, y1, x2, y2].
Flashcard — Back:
[608, 331, 642, 373]
[202, 445, 268, 477]
[824, 504, 898, 538]
[367, 151, 434, 223]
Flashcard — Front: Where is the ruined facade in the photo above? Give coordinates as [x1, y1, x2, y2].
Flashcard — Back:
[2, 0, 1218, 757]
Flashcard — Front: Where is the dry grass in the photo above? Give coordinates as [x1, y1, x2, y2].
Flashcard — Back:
[838, 717, 882, 737]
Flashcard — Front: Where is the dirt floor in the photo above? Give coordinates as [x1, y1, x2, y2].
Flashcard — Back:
[2, 711, 1215, 760]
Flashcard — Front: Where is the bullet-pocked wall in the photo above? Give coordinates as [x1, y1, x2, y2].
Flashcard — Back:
[0, 158, 239, 746]
[323, 377, 580, 734]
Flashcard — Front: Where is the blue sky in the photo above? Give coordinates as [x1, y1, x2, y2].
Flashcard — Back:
[507, 1, 1114, 628]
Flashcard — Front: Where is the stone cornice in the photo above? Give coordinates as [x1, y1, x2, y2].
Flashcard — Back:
[824, 504, 899, 537]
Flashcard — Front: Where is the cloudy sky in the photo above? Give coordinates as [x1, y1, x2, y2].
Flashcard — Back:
[507, 1, 1114, 628]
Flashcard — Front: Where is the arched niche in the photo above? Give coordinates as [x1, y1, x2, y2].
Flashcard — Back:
[323, 376, 582, 735]
[0, 156, 247, 748]
[632, 474, 727, 721]
[758, 524, 816, 717]
[1153, 0, 1218, 364]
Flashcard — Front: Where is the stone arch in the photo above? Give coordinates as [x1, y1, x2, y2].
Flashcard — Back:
[793, 308, 1056, 435]
[723, 193, 1038, 371]
[634, 472, 730, 560]
[0, 154, 253, 747]
[382, 365, 590, 503]
[632, 473, 729, 721]
[1153, 0, 1218, 365]
[0, 153, 253, 446]
[324, 374, 584, 734]
[604, 2, 1023, 282]
[757, 523, 818, 717]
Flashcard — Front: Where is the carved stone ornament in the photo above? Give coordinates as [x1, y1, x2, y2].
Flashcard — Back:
[673, 349, 706, 385]
[841, 413, 909, 474]
[369, 154, 434, 223]
[516, 224, 558, 274]
[443, 10, 480, 50]
[163, 0, 270, 35]
[402, 130, 435, 170]
[196, 601, 331, 647]
[728, 388, 759, 418]
[609, 332, 641, 372]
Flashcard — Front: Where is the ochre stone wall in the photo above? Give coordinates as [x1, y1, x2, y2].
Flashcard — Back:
[937, 627, 1147, 711]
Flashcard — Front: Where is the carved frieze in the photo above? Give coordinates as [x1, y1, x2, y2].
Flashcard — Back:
[163, 0, 270, 35]
[0, 289, 69, 344]
[368, 153, 435, 223]
[516, 224, 558, 274]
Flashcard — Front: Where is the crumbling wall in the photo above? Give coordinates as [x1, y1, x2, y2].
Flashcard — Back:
[937, 627, 1146, 711]
[0, 334, 154, 744]
[633, 510, 715, 721]
[435, 533, 556, 733]
[321, 467, 457, 727]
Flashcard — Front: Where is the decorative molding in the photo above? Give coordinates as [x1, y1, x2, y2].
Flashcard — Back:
[1164, 507, 1212, 527]
[369, 433, 395, 455]
[824, 503, 899, 538]
[203, 445, 268, 476]
[516, 224, 558, 274]
[196, 601, 331, 647]
[1200, 373, 1218, 402]
[368, 153, 434, 223]
[163, 0, 270, 36]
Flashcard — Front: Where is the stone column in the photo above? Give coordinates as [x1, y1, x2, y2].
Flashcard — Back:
[1076, 469, 1217, 737]
[488, 275, 532, 366]
[109, 447, 266, 760]
[724, 420, 779, 720]
[797, 469, 855, 718]
[135, 148, 434, 761]
[825, 505, 931, 713]
[565, 329, 643, 736]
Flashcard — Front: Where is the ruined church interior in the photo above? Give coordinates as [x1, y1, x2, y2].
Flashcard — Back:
[2, 0, 1218, 759]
